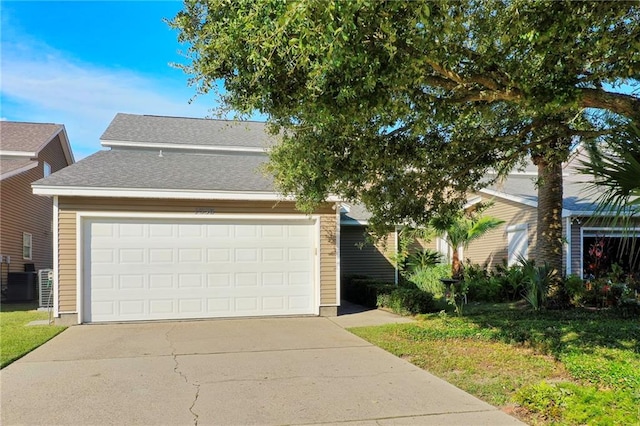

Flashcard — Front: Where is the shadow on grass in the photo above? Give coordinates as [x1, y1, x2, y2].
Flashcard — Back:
[0, 302, 39, 313]
[462, 303, 640, 356]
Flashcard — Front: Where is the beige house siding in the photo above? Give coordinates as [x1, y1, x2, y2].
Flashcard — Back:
[340, 226, 396, 283]
[0, 135, 69, 286]
[56, 197, 338, 314]
[464, 193, 538, 269]
[320, 214, 337, 305]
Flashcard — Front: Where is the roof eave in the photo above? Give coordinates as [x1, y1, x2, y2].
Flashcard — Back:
[32, 185, 342, 203]
[0, 161, 38, 180]
[101, 140, 268, 154]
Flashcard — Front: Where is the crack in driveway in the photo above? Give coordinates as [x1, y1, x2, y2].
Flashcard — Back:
[165, 326, 201, 426]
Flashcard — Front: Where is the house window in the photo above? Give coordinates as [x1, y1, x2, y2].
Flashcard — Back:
[582, 229, 640, 279]
[23, 233, 33, 260]
[506, 224, 528, 266]
[43, 161, 51, 177]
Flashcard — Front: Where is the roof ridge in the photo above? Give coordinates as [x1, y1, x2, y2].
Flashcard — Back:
[117, 112, 268, 124]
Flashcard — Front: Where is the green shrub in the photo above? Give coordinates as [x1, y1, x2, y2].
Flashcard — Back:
[407, 264, 449, 298]
[405, 249, 442, 272]
[463, 262, 503, 302]
[564, 274, 586, 306]
[377, 287, 436, 315]
[492, 260, 527, 301]
[521, 259, 557, 311]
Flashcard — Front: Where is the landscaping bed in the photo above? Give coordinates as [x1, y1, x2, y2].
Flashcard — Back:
[0, 303, 66, 368]
[349, 303, 640, 425]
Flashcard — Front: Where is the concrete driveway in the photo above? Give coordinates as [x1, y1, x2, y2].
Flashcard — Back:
[1, 313, 522, 425]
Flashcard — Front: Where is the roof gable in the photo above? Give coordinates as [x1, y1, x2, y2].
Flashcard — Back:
[0, 121, 74, 179]
[100, 113, 275, 152]
[0, 121, 63, 153]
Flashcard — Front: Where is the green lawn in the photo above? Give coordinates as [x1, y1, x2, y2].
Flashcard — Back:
[349, 303, 640, 425]
[0, 303, 67, 368]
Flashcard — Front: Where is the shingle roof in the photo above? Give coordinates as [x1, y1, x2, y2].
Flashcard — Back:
[0, 121, 63, 152]
[100, 113, 275, 149]
[1, 158, 36, 178]
[341, 203, 373, 224]
[485, 172, 603, 213]
[32, 149, 274, 192]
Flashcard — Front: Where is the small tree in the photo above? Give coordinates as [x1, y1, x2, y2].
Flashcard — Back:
[430, 207, 505, 279]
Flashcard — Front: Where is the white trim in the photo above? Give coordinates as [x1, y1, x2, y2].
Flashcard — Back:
[481, 188, 574, 217]
[53, 196, 59, 317]
[1, 161, 38, 180]
[394, 227, 399, 286]
[76, 211, 323, 323]
[580, 227, 585, 279]
[32, 185, 343, 202]
[22, 232, 33, 260]
[335, 206, 341, 305]
[43, 161, 51, 178]
[479, 188, 538, 208]
[581, 226, 640, 236]
[76, 213, 83, 324]
[565, 217, 572, 276]
[340, 219, 369, 226]
[463, 196, 483, 209]
[75, 211, 319, 220]
[0, 150, 36, 157]
[102, 140, 267, 153]
[506, 224, 529, 266]
[314, 218, 322, 314]
[506, 223, 528, 232]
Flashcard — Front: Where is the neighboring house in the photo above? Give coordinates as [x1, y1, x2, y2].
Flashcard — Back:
[440, 151, 639, 278]
[0, 121, 75, 295]
[32, 113, 341, 325]
[342, 149, 639, 282]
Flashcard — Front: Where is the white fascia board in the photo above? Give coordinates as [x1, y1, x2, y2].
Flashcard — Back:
[463, 196, 483, 209]
[101, 140, 267, 154]
[480, 188, 538, 208]
[340, 219, 369, 226]
[0, 150, 37, 157]
[1, 162, 38, 180]
[565, 210, 634, 217]
[32, 185, 343, 202]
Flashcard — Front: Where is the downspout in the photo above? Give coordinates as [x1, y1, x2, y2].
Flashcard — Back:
[565, 216, 572, 276]
[394, 226, 399, 286]
[53, 195, 59, 318]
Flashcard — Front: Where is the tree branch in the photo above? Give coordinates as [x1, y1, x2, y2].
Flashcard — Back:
[578, 88, 640, 122]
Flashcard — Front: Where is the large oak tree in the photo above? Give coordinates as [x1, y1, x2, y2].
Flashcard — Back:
[170, 0, 640, 275]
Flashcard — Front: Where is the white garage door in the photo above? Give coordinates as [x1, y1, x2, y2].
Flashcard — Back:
[83, 218, 317, 322]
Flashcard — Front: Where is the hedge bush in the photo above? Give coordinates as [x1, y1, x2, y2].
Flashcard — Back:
[343, 275, 437, 314]
[376, 287, 437, 315]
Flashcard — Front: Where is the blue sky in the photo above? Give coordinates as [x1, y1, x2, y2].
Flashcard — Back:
[1, 1, 238, 159]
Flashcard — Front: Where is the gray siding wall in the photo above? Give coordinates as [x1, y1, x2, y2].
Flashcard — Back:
[340, 226, 396, 283]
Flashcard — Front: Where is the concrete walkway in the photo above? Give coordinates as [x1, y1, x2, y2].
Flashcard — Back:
[1, 308, 523, 425]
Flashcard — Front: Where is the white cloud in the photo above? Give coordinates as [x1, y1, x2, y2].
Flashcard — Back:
[1, 39, 219, 159]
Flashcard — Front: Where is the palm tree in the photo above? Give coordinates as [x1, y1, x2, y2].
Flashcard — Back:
[579, 122, 640, 226]
[430, 207, 505, 279]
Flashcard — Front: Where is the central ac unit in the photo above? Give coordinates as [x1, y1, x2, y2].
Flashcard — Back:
[38, 269, 54, 308]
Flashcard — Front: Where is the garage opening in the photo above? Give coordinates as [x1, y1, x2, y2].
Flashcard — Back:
[82, 217, 317, 322]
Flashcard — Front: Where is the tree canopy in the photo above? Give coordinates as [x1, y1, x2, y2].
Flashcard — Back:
[171, 0, 640, 274]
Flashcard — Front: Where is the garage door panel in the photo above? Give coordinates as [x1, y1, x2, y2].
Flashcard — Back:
[84, 218, 316, 322]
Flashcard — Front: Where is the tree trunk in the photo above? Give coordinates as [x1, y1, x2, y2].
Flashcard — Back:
[451, 249, 462, 279]
[535, 157, 564, 276]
